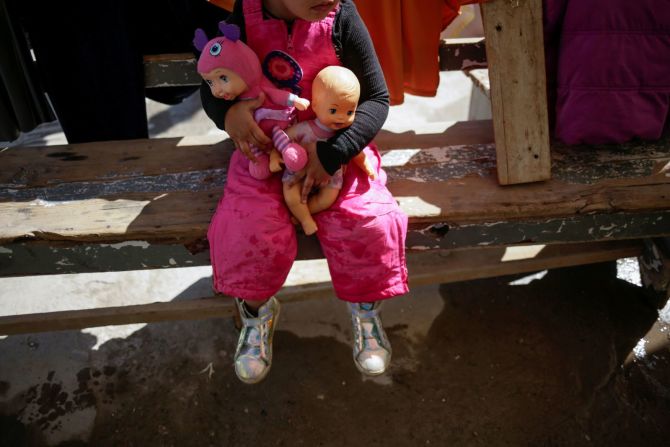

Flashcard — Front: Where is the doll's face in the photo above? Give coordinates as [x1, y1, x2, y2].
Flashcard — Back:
[265, 0, 339, 21]
[312, 87, 357, 131]
[201, 68, 248, 100]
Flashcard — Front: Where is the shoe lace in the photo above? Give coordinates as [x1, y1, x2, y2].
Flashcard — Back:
[242, 317, 268, 359]
[353, 308, 381, 352]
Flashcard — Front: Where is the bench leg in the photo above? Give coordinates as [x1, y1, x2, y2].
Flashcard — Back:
[233, 302, 243, 330]
[639, 238, 670, 308]
[481, 0, 551, 184]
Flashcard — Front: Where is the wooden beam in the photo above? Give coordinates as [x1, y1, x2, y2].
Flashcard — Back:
[407, 211, 670, 250]
[142, 37, 488, 90]
[0, 240, 643, 335]
[481, 0, 551, 184]
[1, 132, 669, 246]
[439, 38, 487, 71]
[143, 53, 200, 88]
[145, 37, 488, 85]
[465, 68, 491, 99]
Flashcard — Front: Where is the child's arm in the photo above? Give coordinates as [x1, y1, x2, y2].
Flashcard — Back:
[314, 1, 390, 176]
[300, 2, 388, 202]
[224, 94, 272, 160]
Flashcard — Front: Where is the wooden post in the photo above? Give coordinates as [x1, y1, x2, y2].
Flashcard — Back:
[481, 0, 551, 185]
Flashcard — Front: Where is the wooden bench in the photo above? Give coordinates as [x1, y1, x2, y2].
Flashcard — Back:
[1, 0, 669, 335]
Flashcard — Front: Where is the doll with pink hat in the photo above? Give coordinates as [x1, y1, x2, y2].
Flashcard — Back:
[193, 22, 310, 179]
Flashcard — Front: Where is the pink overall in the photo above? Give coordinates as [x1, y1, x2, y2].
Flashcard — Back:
[207, 0, 409, 302]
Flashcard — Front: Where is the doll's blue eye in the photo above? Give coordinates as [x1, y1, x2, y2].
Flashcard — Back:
[347, 111, 353, 116]
[220, 75, 228, 82]
[210, 43, 222, 56]
[329, 108, 336, 114]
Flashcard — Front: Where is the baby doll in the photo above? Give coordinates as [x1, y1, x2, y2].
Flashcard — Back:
[193, 22, 310, 179]
[271, 66, 375, 235]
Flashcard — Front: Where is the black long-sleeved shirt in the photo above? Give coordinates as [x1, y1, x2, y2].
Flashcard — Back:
[199, 0, 389, 175]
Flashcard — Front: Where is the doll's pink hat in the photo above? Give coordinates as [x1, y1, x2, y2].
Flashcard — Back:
[193, 22, 262, 94]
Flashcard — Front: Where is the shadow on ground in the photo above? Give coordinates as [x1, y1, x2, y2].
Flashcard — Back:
[1, 262, 669, 446]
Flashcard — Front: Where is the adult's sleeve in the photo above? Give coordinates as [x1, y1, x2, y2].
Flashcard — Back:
[199, 1, 246, 130]
[316, 1, 390, 175]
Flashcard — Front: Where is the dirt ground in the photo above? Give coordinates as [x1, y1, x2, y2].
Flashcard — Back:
[1, 262, 669, 446]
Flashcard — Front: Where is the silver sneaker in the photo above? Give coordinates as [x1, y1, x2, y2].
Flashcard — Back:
[349, 302, 392, 375]
[234, 297, 280, 384]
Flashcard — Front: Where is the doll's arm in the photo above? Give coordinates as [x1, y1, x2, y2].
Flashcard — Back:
[271, 125, 308, 172]
[263, 84, 310, 111]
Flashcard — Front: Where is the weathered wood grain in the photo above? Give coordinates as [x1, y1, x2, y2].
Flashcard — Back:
[482, 0, 551, 184]
[141, 37, 488, 92]
[465, 68, 491, 99]
[0, 137, 232, 189]
[1, 130, 669, 245]
[143, 53, 201, 88]
[439, 38, 487, 71]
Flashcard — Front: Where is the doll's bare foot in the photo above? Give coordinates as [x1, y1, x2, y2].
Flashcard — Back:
[301, 220, 318, 235]
[269, 158, 283, 173]
[269, 149, 283, 173]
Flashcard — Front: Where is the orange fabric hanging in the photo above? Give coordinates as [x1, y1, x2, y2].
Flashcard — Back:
[208, 0, 235, 12]
[357, 0, 483, 105]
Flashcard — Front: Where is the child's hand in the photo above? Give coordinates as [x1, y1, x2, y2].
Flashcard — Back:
[299, 141, 330, 203]
[224, 92, 271, 161]
[293, 97, 310, 111]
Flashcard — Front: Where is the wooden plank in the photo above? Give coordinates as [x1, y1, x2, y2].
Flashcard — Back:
[142, 37, 486, 91]
[1, 136, 669, 245]
[376, 120, 495, 149]
[2, 174, 668, 245]
[0, 137, 231, 189]
[407, 211, 670, 250]
[439, 38, 487, 71]
[481, 0, 551, 184]
[0, 240, 643, 335]
[639, 238, 670, 303]
[409, 239, 643, 285]
[143, 53, 201, 88]
[465, 68, 491, 99]
[1, 210, 667, 276]
[0, 242, 214, 277]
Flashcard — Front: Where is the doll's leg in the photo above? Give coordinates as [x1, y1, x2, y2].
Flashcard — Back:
[283, 181, 318, 235]
[272, 126, 308, 172]
[309, 168, 343, 214]
[308, 186, 340, 214]
[247, 144, 271, 180]
[269, 148, 283, 173]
